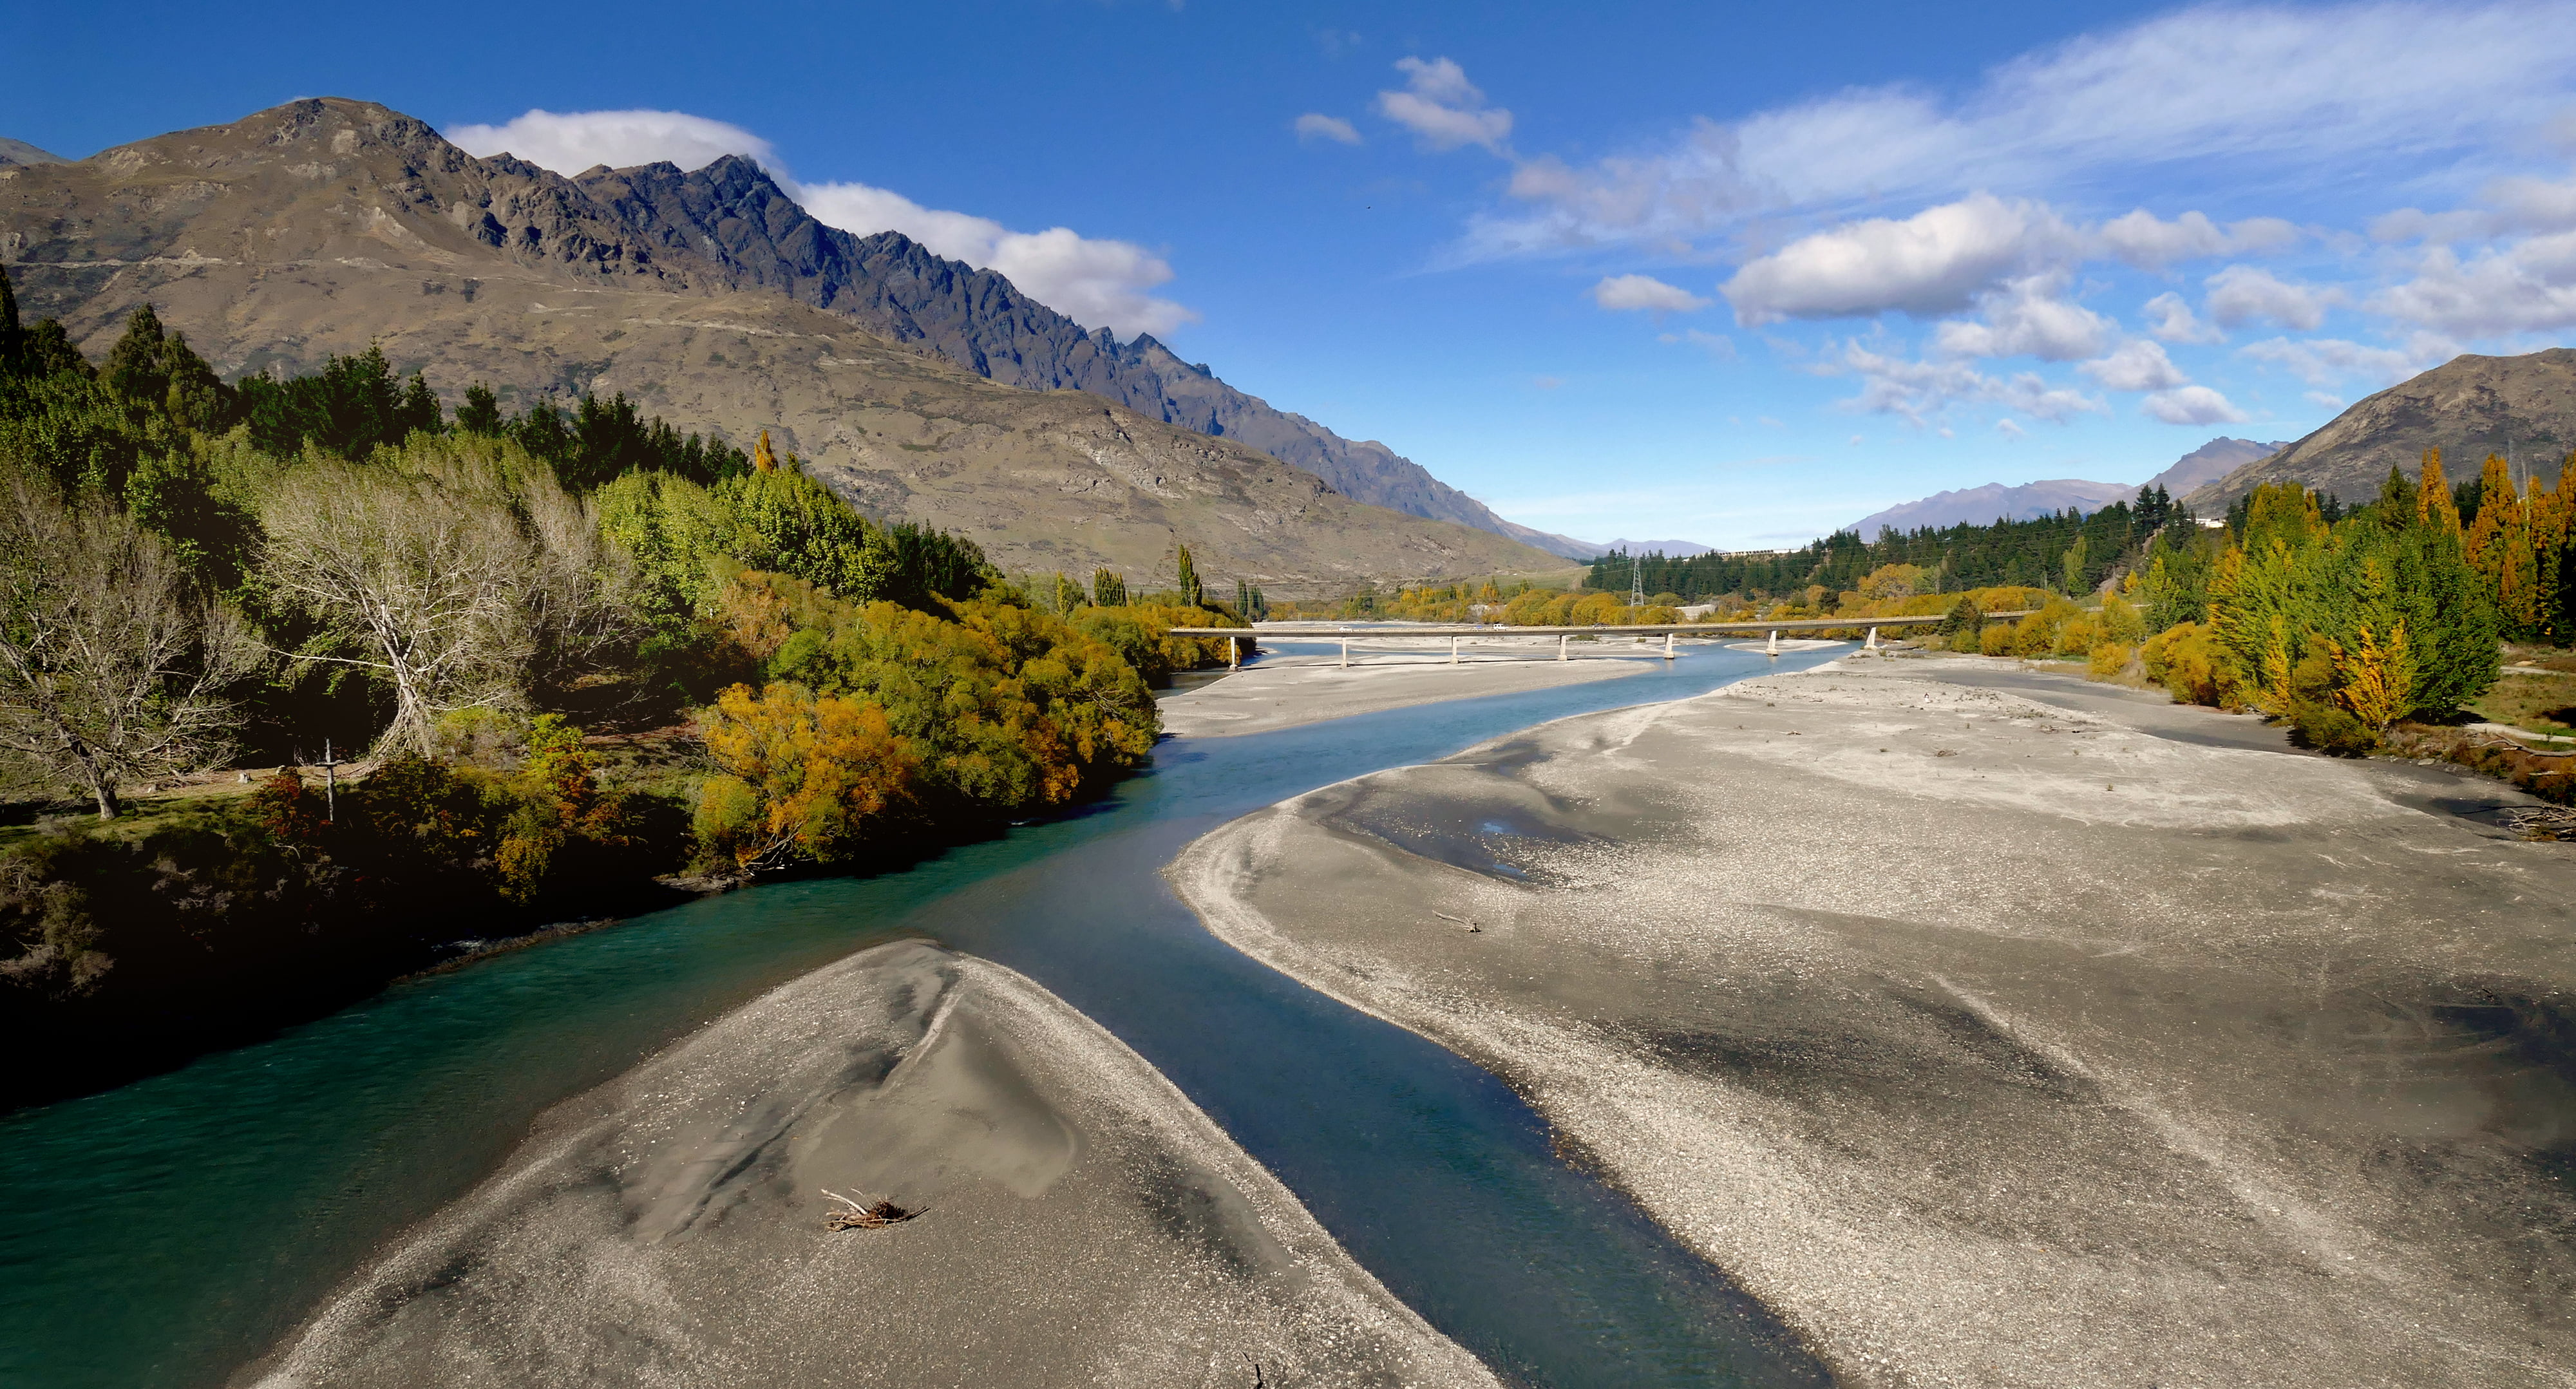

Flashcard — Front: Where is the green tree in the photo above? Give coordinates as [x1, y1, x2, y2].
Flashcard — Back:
[0, 264, 20, 372]
[1175, 543, 1203, 607]
[456, 384, 505, 435]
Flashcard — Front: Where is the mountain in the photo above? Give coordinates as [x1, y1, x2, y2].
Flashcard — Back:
[1850, 479, 2139, 536]
[0, 138, 62, 169]
[0, 99, 1557, 592]
[564, 155, 1594, 556]
[2144, 437, 2291, 495]
[1591, 538, 1714, 558]
[2184, 348, 2576, 509]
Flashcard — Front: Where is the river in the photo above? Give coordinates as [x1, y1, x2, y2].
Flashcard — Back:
[0, 641, 1838, 1388]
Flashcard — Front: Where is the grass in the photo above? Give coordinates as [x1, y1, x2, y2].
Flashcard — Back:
[2470, 669, 2576, 739]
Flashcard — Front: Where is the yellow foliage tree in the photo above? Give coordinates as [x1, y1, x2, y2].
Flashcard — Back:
[696, 682, 918, 867]
[2418, 448, 2460, 536]
[2330, 620, 2416, 731]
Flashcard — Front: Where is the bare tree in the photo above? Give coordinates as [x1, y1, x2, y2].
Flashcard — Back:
[0, 469, 260, 818]
[258, 436, 634, 753]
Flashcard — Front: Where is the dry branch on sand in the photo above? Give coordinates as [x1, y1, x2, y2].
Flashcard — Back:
[820, 1188, 916, 1231]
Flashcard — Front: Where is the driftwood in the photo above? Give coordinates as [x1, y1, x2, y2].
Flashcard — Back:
[1432, 911, 1482, 932]
[2503, 806, 2576, 840]
[820, 1187, 918, 1231]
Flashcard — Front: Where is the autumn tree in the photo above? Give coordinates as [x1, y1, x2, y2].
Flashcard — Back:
[0, 468, 260, 818]
[695, 681, 918, 867]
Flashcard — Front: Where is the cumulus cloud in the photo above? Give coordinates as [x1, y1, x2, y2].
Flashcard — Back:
[1724, 194, 2075, 324]
[2081, 339, 2190, 392]
[1473, 2, 2576, 256]
[2239, 335, 2425, 387]
[1591, 274, 1711, 313]
[448, 108, 775, 175]
[2094, 209, 2300, 269]
[799, 182, 1196, 337]
[1293, 113, 1363, 145]
[1376, 57, 1512, 152]
[2206, 265, 2343, 330]
[451, 107, 1196, 339]
[2370, 234, 2576, 336]
[1836, 342, 2104, 426]
[2141, 290, 2224, 344]
[2143, 386, 2249, 424]
[1931, 273, 2110, 360]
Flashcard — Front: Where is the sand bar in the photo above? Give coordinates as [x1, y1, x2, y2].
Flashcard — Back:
[244, 940, 1496, 1388]
[1172, 653, 2576, 1388]
[1159, 637, 1659, 738]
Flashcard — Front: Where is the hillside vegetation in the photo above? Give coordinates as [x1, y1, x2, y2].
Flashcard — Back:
[0, 275, 1245, 1107]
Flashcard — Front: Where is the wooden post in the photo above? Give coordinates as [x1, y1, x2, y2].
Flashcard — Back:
[319, 737, 341, 822]
[1558, 634, 1568, 662]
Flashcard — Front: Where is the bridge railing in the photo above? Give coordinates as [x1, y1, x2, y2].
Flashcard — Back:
[1165, 613, 2035, 668]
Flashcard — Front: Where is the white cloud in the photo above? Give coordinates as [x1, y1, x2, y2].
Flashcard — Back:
[2370, 233, 2576, 335]
[448, 108, 775, 175]
[1591, 274, 1711, 313]
[451, 106, 1198, 339]
[1837, 342, 2104, 426]
[1724, 193, 2074, 323]
[800, 182, 1197, 337]
[1376, 57, 1512, 153]
[1996, 419, 2028, 439]
[2143, 386, 2249, 424]
[2095, 209, 2300, 270]
[2306, 390, 2349, 408]
[2206, 265, 2342, 330]
[1932, 272, 2110, 360]
[2239, 335, 2424, 388]
[2483, 174, 2576, 231]
[1294, 113, 1363, 145]
[1658, 328, 1739, 359]
[1471, 2, 2576, 256]
[2081, 339, 2190, 392]
[2141, 290, 2224, 344]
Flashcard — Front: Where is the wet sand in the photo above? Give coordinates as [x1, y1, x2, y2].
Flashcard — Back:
[1172, 653, 2576, 1388]
[245, 941, 1495, 1389]
[1160, 639, 1653, 738]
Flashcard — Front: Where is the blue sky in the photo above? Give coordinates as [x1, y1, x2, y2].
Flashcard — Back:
[12, 1, 2576, 547]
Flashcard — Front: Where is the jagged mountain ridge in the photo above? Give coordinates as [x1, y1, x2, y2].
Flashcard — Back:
[2143, 437, 2290, 495]
[2184, 349, 2576, 509]
[0, 98, 1558, 592]
[569, 156, 1594, 557]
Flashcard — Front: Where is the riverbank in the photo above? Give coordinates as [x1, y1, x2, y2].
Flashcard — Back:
[1172, 652, 2576, 1388]
[1159, 639, 1653, 737]
[245, 939, 1494, 1388]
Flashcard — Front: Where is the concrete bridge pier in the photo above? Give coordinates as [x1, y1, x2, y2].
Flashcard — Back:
[1452, 636, 1461, 665]
[1765, 630, 1779, 656]
[1864, 627, 1879, 652]
[1558, 634, 1569, 662]
[1340, 638, 1350, 669]
[1663, 632, 1676, 660]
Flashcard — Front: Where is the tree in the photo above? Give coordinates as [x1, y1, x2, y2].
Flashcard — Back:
[1175, 543, 1203, 608]
[0, 264, 20, 372]
[1092, 567, 1127, 607]
[0, 468, 259, 818]
[457, 384, 505, 435]
[694, 681, 918, 867]
[258, 435, 632, 752]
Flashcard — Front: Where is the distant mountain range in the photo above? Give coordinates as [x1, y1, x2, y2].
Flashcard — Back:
[1846, 437, 2293, 536]
[2182, 348, 2576, 509]
[0, 137, 61, 169]
[0, 99, 1561, 591]
[1587, 538, 1714, 558]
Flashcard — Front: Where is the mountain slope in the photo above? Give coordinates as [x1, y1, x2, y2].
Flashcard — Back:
[0, 99, 1557, 592]
[2184, 350, 2576, 509]
[2145, 437, 2289, 495]
[0, 138, 62, 169]
[567, 155, 1595, 556]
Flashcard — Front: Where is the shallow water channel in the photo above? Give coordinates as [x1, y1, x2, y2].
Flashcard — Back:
[0, 641, 1839, 1388]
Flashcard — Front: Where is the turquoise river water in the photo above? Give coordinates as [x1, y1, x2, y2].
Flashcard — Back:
[0, 641, 1839, 1388]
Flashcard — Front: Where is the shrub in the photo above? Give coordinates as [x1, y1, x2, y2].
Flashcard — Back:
[2087, 643, 2135, 681]
[1978, 625, 2014, 657]
[2291, 701, 2379, 756]
[2142, 622, 2242, 708]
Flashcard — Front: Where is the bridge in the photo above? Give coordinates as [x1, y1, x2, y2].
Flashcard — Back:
[1169, 612, 2034, 668]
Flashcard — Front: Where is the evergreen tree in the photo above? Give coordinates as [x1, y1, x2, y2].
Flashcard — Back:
[102, 305, 169, 405]
[1175, 543, 1202, 607]
[0, 263, 20, 371]
[457, 384, 505, 435]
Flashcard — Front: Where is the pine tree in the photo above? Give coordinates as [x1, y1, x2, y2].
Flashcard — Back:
[102, 305, 170, 404]
[457, 384, 505, 435]
[0, 262, 21, 372]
